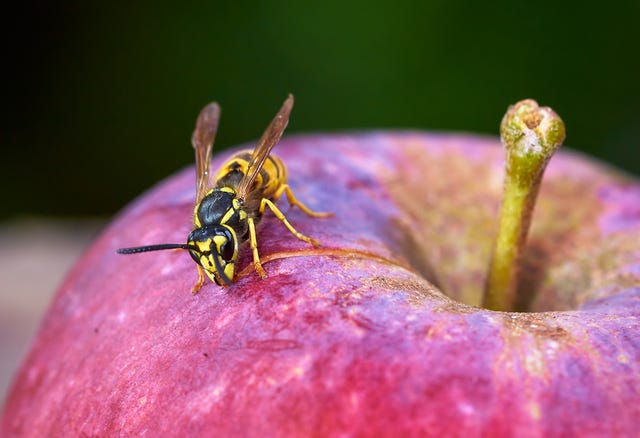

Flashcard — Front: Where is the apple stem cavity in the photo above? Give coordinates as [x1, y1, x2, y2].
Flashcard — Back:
[483, 99, 566, 312]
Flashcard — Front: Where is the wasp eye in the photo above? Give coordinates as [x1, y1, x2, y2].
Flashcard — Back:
[220, 239, 234, 262]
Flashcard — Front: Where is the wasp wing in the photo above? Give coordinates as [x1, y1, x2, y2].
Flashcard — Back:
[236, 94, 294, 202]
[192, 102, 221, 205]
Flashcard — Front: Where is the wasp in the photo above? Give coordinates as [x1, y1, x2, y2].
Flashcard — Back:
[117, 94, 331, 291]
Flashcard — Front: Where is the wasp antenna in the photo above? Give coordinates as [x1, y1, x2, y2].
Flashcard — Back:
[211, 248, 233, 285]
[116, 243, 193, 255]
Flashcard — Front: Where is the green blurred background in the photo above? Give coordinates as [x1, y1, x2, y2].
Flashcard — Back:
[4, 0, 639, 219]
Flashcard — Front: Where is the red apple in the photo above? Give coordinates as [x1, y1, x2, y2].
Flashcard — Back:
[2, 132, 639, 436]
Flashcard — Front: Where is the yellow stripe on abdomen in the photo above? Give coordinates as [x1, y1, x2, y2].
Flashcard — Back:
[214, 150, 287, 200]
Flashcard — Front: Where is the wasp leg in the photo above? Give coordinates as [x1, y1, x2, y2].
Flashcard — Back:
[275, 184, 333, 218]
[260, 198, 321, 246]
[248, 217, 268, 279]
[191, 264, 205, 294]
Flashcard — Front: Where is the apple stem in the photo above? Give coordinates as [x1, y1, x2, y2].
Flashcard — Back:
[483, 99, 566, 311]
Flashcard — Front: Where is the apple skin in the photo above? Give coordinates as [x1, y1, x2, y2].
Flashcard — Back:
[2, 133, 640, 437]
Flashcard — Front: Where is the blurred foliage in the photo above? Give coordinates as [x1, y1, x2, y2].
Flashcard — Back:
[3, 0, 639, 218]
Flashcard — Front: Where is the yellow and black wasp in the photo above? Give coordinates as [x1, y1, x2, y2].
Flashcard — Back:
[117, 95, 331, 291]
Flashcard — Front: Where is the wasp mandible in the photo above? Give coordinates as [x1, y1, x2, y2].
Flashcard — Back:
[117, 95, 331, 292]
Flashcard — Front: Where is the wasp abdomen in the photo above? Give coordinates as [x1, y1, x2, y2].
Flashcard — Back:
[215, 150, 288, 201]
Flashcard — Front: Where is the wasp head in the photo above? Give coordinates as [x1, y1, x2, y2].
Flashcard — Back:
[187, 225, 238, 285]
